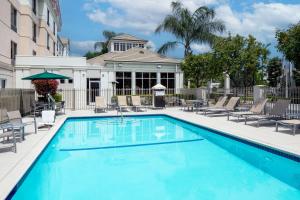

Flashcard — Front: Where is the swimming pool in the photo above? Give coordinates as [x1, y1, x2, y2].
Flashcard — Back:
[9, 115, 300, 199]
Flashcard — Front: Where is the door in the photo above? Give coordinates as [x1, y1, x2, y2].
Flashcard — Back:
[89, 80, 100, 104]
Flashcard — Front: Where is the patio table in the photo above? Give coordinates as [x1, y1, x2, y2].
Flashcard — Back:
[1, 123, 26, 141]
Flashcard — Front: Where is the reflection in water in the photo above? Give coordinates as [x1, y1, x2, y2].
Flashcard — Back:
[58, 117, 200, 150]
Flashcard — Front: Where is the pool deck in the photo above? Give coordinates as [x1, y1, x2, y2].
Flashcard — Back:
[1, 107, 300, 199]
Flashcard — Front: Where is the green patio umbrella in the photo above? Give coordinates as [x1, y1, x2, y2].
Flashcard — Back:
[22, 71, 70, 80]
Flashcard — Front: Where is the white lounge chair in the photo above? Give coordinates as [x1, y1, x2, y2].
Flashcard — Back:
[38, 110, 55, 129]
[131, 96, 145, 112]
[117, 96, 131, 112]
[95, 96, 107, 113]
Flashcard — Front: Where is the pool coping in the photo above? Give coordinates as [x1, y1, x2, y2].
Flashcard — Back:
[2, 113, 300, 199]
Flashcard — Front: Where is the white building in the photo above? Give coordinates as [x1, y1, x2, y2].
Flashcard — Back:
[15, 34, 183, 106]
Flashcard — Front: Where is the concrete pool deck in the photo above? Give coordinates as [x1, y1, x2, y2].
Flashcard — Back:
[1, 107, 300, 199]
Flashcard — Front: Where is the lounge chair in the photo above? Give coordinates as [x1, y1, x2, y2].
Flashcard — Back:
[95, 96, 107, 113]
[197, 96, 228, 114]
[131, 96, 145, 112]
[0, 127, 17, 153]
[180, 99, 194, 111]
[117, 96, 131, 112]
[275, 119, 300, 135]
[38, 110, 55, 129]
[244, 99, 291, 127]
[227, 98, 268, 121]
[203, 97, 240, 115]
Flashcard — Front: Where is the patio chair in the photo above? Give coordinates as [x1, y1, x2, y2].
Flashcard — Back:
[95, 96, 107, 113]
[0, 127, 17, 153]
[197, 96, 228, 114]
[203, 97, 240, 115]
[275, 119, 300, 135]
[131, 96, 145, 112]
[7, 110, 35, 139]
[38, 110, 55, 129]
[227, 98, 268, 121]
[180, 99, 193, 111]
[244, 99, 291, 127]
[117, 96, 131, 112]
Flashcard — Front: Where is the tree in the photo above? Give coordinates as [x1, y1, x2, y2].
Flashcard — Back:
[267, 57, 282, 87]
[84, 51, 102, 59]
[212, 34, 269, 87]
[32, 80, 58, 97]
[181, 53, 216, 87]
[155, 1, 225, 57]
[276, 22, 300, 85]
[94, 30, 118, 54]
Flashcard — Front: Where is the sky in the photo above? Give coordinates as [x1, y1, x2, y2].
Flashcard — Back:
[59, 0, 300, 58]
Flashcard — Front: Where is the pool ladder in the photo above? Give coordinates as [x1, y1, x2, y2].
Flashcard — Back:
[117, 107, 124, 122]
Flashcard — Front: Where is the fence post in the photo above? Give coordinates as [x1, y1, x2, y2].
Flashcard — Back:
[72, 89, 75, 110]
[253, 85, 266, 103]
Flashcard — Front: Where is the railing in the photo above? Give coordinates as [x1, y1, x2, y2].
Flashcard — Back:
[57, 88, 196, 110]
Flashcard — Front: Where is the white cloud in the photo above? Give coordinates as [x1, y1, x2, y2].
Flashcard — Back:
[146, 40, 156, 51]
[216, 3, 300, 43]
[191, 44, 211, 53]
[84, 0, 223, 33]
[71, 40, 97, 55]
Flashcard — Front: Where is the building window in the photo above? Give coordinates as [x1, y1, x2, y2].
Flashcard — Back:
[120, 43, 125, 51]
[161, 73, 175, 89]
[32, 50, 36, 56]
[136, 72, 157, 92]
[68, 79, 73, 84]
[53, 22, 56, 35]
[32, 0, 37, 14]
[11, 5, 17, 32]
[53, 41, 56, 55]
[0, 79, 6, 88]
[47, 33, 50, 50]
[139, 44, 144, 48]
[11, 41, 17, 64]
[116, 72, 132, 95]
[32, 22, 36, 42]
[114, 42, 119, 51]
[126, 43, 132, 50]
[60, 79, 65, 84]
[133, 43, 138, 48]
[47, 8, 50, 26]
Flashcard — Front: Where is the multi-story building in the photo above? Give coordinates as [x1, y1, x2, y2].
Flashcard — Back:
[108, 34, 147, 52]
[0, 0, 62, 88]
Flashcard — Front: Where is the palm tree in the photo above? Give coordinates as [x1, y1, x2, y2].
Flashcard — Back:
[94, 30, 118, 54]
[155, 1, 225, 57]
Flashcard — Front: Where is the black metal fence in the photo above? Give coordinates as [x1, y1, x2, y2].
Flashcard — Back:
[57, 88, 196, 110]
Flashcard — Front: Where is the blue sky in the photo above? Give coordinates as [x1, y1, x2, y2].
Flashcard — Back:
[59, 0, 300, 58]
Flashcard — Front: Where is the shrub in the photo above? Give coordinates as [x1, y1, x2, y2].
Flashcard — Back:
[32, 79, 58, 97]
[53, 93, 62, 102]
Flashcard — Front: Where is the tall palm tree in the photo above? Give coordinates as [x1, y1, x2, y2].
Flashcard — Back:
[155, 1, 225, 57]
[94, 30, 118, 54]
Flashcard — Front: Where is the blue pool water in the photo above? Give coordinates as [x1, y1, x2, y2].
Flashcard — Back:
[10, 115, 300, 199]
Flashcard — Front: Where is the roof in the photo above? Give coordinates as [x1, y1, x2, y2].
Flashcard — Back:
[105, 48, 181, 64]
[87, 52, 118, 65]
[87, 48, 181, 65]
[111, 34, 148, 42]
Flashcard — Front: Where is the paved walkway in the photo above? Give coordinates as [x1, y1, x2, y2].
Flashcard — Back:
[0, 107, 300, 199]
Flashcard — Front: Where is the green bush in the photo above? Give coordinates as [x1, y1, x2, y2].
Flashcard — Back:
[53, 93, 62, 102]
